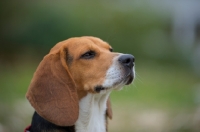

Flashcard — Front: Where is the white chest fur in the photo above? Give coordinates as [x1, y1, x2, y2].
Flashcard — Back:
[75, 92, 110, 132]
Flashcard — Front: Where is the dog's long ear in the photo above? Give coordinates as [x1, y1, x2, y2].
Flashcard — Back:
[106, 97, 113, 119]
[26, 47, 78, 126]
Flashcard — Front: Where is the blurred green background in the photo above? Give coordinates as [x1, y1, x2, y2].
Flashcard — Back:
[1, 1, 200, 132]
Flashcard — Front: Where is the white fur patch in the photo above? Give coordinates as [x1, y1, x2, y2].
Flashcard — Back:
[75, 93, 110, 132]
[75, 54, 134, 132]
[102, 55, 127, 90]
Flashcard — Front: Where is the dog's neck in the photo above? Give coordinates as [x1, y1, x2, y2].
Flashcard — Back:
[75, 92, 111, 132]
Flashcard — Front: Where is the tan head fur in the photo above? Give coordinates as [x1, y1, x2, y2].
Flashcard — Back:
[26, 36, 113, 126]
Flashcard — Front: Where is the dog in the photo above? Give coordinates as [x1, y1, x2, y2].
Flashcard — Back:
[25, 36, 135, 132]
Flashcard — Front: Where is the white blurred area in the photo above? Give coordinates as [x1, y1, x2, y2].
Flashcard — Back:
[171, 1, 200, 76]
[116, 0, 200, 75]
[153, 0, 200, 75]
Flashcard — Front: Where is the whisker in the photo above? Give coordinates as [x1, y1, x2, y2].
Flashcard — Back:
[135, 72, 144, 84]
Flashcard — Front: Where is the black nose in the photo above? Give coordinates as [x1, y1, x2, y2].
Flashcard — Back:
[118, 54, 135, 68]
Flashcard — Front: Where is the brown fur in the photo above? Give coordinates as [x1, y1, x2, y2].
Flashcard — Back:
[26, 36, 113, 127]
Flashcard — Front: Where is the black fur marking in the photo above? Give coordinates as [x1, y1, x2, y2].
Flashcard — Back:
[30, 111, 75, 132]
[95, 85, 105, 93]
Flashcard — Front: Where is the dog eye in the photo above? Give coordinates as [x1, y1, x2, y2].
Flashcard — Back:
[109, 48, 113, 52]
[81, 51, 96, 59]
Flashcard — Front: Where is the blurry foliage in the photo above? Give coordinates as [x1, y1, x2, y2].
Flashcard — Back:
[0, 1, 182, 64]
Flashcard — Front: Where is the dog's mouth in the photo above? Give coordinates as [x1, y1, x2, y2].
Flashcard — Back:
[125, 72, 134, 85]
[95, 70, 134, 93]
[112, 69, 134, 88]
[95, 85, 106, 93]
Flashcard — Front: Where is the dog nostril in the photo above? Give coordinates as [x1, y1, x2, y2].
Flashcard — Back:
[125, 58, 131, 64]
[118, 54, 134, 68]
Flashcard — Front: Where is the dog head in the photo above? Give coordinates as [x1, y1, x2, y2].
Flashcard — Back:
[26, 36, 135, 126]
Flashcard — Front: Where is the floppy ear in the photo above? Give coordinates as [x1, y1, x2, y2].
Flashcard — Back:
[26, 49, 78, 126]
[106, 97, 113, 119]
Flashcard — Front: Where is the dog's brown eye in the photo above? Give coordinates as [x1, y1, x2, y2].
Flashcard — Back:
[109, 48, 113, 52]
[81, 51, 95, 59]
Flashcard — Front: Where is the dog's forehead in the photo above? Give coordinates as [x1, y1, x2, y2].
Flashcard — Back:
[50, 37, 112, 54]
[67, 37, 111, 51]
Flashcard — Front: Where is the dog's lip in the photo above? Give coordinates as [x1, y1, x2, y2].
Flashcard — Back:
[125, 75, 133, 85]
[125, 72, 134, 85]
[95, 85, 107, 93]
[95, 70, 134, 92]
[111, 71, 134, 87]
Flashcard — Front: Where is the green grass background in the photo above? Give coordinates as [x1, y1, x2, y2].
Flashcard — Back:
[0, 59, 199, 132]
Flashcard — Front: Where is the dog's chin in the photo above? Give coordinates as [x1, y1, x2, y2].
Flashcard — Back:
[95, 72, 134, 93]
[125, 74, 134, 85]
[111, 73, 134, 90]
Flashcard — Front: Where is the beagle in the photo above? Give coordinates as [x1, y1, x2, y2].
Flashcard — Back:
[25, 36, 135, 132]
